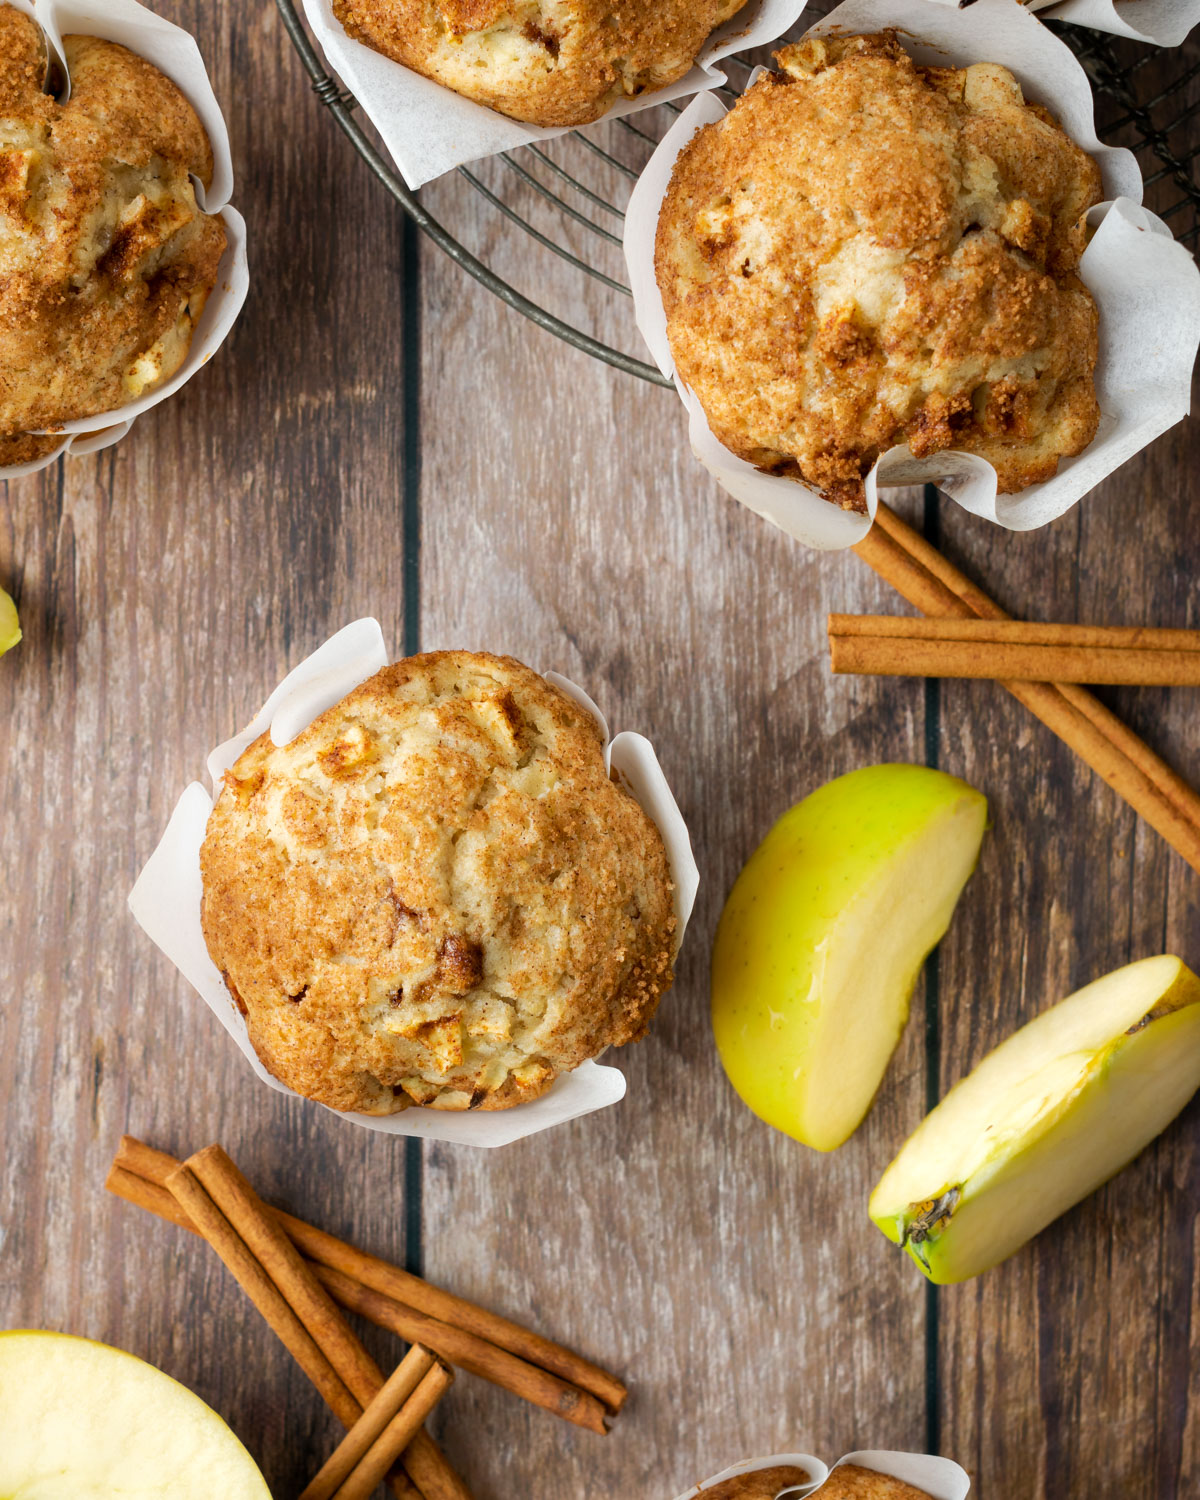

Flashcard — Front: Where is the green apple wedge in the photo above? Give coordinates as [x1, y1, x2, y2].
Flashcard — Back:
[870, 954, 1200, 1284]
[0, 1330, 271, 1499]
[711, 764, 988, 1151]
[0, 587, 18, 656]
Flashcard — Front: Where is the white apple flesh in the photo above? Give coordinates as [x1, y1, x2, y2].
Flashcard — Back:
[870, 955, 1200, 1283]
[0, 1330, 271, 1499]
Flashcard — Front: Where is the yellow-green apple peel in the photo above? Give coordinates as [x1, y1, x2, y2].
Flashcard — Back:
[0, 587, 18, 655]
[711, 764, 987, 1150]
[870, 954, 1200, 1283]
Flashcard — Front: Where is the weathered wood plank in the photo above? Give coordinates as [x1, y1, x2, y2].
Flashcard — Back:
[933, 415, 1200, 1498]
[415, 166, 932, 1496]
[0, 3, 414, 1493]
[1, 5, 1198, 1500]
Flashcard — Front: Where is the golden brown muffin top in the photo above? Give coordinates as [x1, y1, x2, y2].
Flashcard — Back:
[700, 1466, 812, 1499]
[815, 1465, 934, 1499]
[200, 652, 677, 1115]
[0, 6, 226, 464]
[655, 33, 1104, 511]
[331, 0, 749, 127]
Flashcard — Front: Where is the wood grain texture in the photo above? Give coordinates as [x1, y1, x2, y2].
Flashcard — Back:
[933, 427, 1200, 1499]
[415, 169, 932, 1496]
[0, 3, 414, 1492]
[0, 4, 1197, 1500]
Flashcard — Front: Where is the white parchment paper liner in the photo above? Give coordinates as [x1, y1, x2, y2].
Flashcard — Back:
[128, 620, 699, 1149]
[1, 0, 248, 479]
[625, 0, 1200, 552]
[939, 0, 1200, 50]
[301, 0, 811, 190]
[674, 1450, 970, 1499]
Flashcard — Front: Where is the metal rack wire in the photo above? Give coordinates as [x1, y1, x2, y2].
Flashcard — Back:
[275, 0, 1200, 385]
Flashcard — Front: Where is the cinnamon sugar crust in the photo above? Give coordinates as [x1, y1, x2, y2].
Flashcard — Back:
[331, 0, 749, 127]
[200, 652, 677, 1114]
[699, 1467, 812, 1499]
[0, 6, 226, 465]
[655, 33, 1103, 511]
[814, 1465, 934, 1499]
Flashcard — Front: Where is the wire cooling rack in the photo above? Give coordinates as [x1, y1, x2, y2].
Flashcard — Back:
[275, 1, 1200, 384]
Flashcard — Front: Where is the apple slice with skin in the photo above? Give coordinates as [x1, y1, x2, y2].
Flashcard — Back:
[711, 764, 987, 1151]
[0, 1330, 271, 1499]
[0, 587, 19, 656]
[870, 954, 1200, 1284]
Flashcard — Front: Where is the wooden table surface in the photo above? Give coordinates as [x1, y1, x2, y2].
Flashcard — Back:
[2, 5, 1199, 1497]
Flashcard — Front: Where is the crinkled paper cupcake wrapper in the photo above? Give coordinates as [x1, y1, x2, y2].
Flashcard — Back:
[624, 0, 1200, 552]
[127, 619, 700, 1149]
[675, 1450, 970, 1500]
[949, 0, 1200, 50]
[2, 0, 249, 478]
[300, 0, 811, 189]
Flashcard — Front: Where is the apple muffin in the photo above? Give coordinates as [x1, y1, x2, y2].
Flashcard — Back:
[200, 651, 677, 1114]
[331, 0, 750, 127]
[655, 33, 1104, 512]
[700, 1466, 812, 1498]
[0, 5, 226, 466]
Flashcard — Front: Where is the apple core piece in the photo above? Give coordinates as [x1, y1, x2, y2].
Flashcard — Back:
[870, 954, 1200, 1282]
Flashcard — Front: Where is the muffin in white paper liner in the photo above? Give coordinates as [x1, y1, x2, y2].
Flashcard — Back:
[128, 619, 699, 1149]
[300, 0, 810, 190]
[624, 0, 1200, 553]
[930, 0, 1200, 50]
[675, 1450, 970, 1499]
[1, 0, 248, 478]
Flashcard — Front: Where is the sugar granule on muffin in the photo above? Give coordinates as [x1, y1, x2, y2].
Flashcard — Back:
[331, 0, 749, 127]
[200, 652, 677, 1114]
[655, 33, 1104, 512]
[0, 5, 227, 465]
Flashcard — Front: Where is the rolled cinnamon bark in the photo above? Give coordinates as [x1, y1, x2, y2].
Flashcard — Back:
[331, 1363, 455, 1500]
[163, 1163, 360, 1428]
[185, 1146, 383, 1412]
[178, 1146, 470, 1500]
[828, 613, 1200, 685]
[109, 1136, 623, 1426]
[300, 1346, 439, 1500]
[852, 505, 1200, 874]
[311, 1263, 608, 1433]
[106, 1162, 430, 1499]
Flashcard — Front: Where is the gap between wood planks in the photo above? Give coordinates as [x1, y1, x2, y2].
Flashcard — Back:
[394, 255, 947, 1439]
[402, 211, 424, 1281]
[920, 485, 942, 1461]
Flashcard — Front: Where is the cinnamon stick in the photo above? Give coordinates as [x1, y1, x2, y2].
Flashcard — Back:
[831, 615, 1200, 652]
[277, 1209, 625, 1415]
[109, 1137, 622, 1424]
[163, 1164, 362, 1427]
[393, 1432, 468, 1500]
[310, 1262, 606, 1432]
[300, 1346, 438, 1500]
[330, 1362, 454, 1500]
[105, 1169, 427, 1500]
[185, 1146, 383, 1411]
[828, 614, 1200, 686]
[177, 1147, 469, 1500]
[107, 1164, 193, 1232]
[853, 506, 1200, 874]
